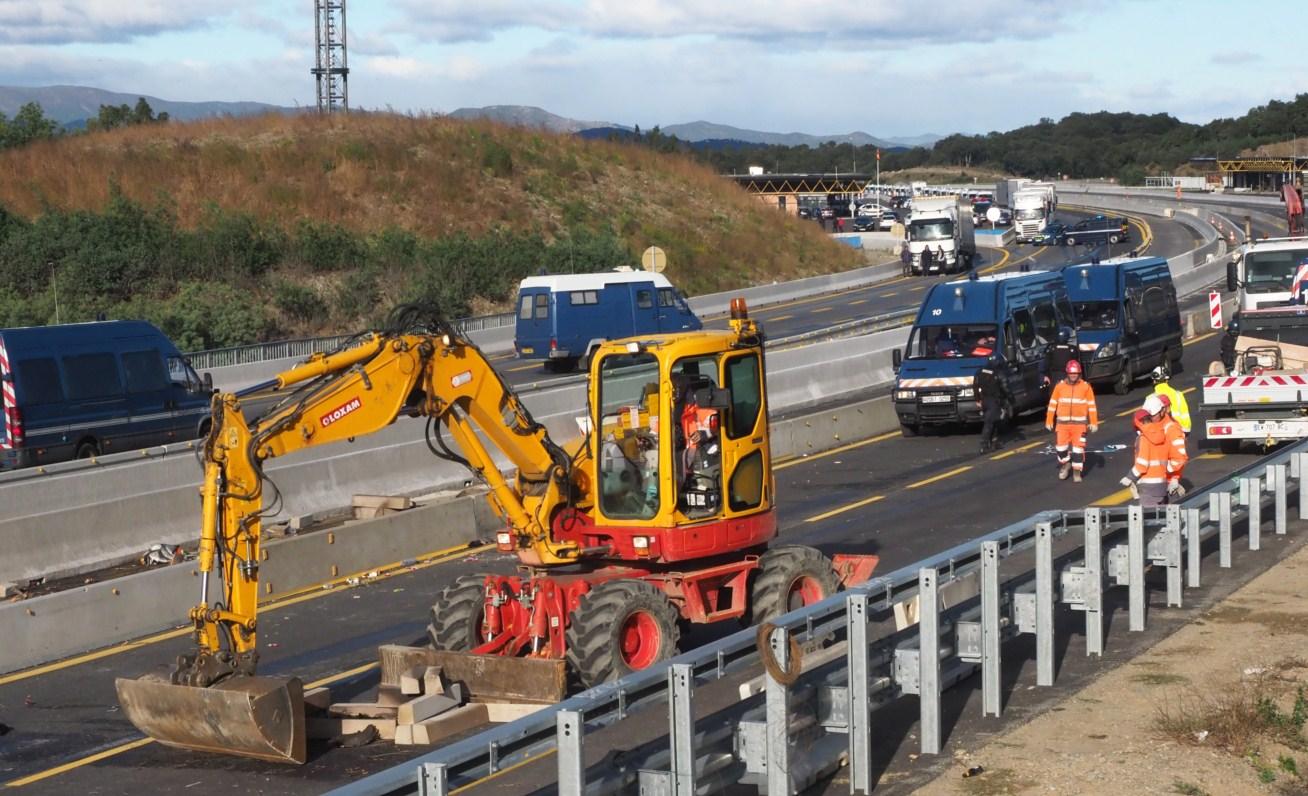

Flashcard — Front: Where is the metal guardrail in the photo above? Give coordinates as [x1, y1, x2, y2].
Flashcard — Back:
[328, 438, 1308, 796]
[183, 313, 517, 370]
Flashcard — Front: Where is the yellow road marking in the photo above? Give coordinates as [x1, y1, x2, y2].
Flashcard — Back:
[879, 291, 898, 297]
[0, 543, 485, 688]
[810, 306, 834, 314]
[451, 750, 556, 795]
[980, 247, 1012, 274]
[1092, 487, 1135, 507]
[775, 432, 899, 471]
[769, 314, 794, 321]
[909, 286, 926, 292]
[506, 362, 542, 373]
[980, 246, 1040, 276]
[906, 465, 972, 489]
[1189, 330, 1217, 344]
[805, 494, 885, 523]
[989, 439, 1045, 461]
[4, 662, 384, 788]
[1196, 452, 1226, 460]
[849, 299, 868, 306]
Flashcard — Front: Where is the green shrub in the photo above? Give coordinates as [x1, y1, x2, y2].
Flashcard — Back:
[273, 280, 326, 323]
[292, 218, 365, 272]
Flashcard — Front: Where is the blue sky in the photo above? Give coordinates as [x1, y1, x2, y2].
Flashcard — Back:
[0, 0, 1299, 138]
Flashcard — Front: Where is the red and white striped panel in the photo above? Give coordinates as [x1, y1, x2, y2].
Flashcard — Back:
[1204, 374, 1308, 388]
[1209, 291, 1223, 329]
[898, 376, 974, 388]
[0, 338, 12, 450]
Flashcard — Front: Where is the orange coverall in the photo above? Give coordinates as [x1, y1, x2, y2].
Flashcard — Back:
[1046, 378, 1098, 475]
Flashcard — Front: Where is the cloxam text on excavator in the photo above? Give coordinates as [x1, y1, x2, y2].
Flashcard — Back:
[115, 300, 879, 764]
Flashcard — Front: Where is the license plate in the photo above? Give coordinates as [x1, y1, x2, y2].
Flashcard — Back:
[520, 347, 534, 355]
[1253, 421, 1301, 435]
[921, 395, 952, 404]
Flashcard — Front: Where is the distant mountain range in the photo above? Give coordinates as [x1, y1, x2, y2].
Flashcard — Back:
[0, 87, 942, 149]
[0, 85, 294, 128]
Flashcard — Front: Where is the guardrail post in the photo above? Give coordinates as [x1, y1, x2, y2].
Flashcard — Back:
[557, 710, 584, 794]
[766, 625, 793, 794]
[1242, 476, 1261, 551]
[417, 763, 448, 796]
[1083, 509, 1104, 657]
[1128, 505, 1146, 631]
[668, 664, 696, 796]
[980, 541, 1001, 717]
[1165, 505, 1183, 607]
[919, 567, 942, 755]
[1036, 522, 1054, 686]
[1213, 491, 1232, 568]
[1269, 464, 1288, 535]
[1185, 507, 1202, 588]
[1295, 452, 1308, 519]
[847, 593, 871, 794]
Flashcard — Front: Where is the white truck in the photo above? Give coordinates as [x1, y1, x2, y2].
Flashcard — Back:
[1202, 306, 1308, 452]
[1011, 186, 1054, 243]
[906, 196, 976, 275]
[1225, 236, 1308, 312]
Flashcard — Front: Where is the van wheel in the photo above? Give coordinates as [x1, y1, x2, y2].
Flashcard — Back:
[197, 420, 212, 441]
[1113, 360, 1133, 395]
[1109, 233, 1121, 244]
[1065, 235, 1077, 246]
[75, 441, 100, 459]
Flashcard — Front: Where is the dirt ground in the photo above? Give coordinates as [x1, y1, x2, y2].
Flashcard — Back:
[916, 543, 1308, 796]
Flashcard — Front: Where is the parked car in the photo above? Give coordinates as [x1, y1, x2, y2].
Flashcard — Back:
[997, 208, 1013, 226]
[851, 215, 879, 232]
[857, 203, 880, 217]
[879, 210, 899, 230]
[1032, 221, 1066, 246]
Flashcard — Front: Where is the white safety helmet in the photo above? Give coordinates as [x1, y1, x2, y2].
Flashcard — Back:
[1143, 394, 1166, 416]
[1150, 366, 1168, 383]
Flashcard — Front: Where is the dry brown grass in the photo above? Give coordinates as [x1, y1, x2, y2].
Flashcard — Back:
[0, 112, 857, 298]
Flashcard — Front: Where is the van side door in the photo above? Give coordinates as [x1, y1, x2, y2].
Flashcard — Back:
[60, 351, 130, 455]
[166, 354, 210, 439]
[514, 289, 552, 358]
[121, 347, 176, 449]
[1008, 308, 1045, 410]
[632, 285, 658, 336]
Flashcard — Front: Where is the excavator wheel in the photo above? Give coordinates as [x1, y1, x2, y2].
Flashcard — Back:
[428, 575, 488, 651]
[565, 580, 681, 688]
[748, 545, 841, 625]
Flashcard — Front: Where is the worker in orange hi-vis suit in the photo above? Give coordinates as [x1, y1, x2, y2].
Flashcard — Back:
[1045, 360, 1099, 483]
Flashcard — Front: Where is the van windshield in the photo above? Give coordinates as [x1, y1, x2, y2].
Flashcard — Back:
[1244, 249, 1308, 294]
[907, 325, 1000, 359]
[909, 220, 953, 242]
[1074, 301, 1119, 331]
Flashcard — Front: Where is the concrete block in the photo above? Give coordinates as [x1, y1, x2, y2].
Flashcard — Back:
[397, 693, 460, 725]
[410, 704, 489, 745]
[422, 666, 447, 696]
[485, 702, 547, 723]
[394, 723, 414, 745]
[304, 687, 333, 712]
[352, 494, 414, 520]
[307, 716, 396, 741]
[400, 666, 425, 695]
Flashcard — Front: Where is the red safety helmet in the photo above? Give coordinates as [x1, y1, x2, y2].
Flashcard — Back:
[1065, 360, 1082, 375]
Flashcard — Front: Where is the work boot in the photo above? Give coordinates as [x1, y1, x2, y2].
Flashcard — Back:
[1073, 470, 1083, 483]
[1058, 463, 1071, 480]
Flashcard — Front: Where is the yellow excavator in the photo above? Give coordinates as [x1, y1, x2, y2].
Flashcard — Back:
[116, 301, 877, 764]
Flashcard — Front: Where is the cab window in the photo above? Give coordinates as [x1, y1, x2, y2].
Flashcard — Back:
[636, 289, 654, 310]
[15, 358, 64, 405]
[725, 354, 762, 438]
[122, 350, 169, 393]
[658, 288, 675, 308]
[1011, 309, 1037, 349]
[1031, 301, 1058, 344]
[518, 295, 533, 320]
[534, 294, 549, 319]
[597, 351, 661, 520]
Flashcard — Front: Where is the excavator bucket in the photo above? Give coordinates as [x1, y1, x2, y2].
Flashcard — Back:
[378, 645, 568, 703]
[115, 675, 307, 764]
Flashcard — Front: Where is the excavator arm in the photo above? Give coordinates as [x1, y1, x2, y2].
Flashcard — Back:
[117, 307, 579, 763]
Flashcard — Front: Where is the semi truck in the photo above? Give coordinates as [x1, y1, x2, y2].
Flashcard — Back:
[995, 178, 1030, 210]
[906, 196, 977, 275]
[1202, 306, 1308, 452]
[1224, 237, 1308, 312]
[1012, 183, 1057, 243]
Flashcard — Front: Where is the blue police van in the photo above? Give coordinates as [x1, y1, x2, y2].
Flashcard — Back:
[514, 271, 702, 372]
[891, 271, 1074, 436]
[1062, 256, 1182, 394]
[0, 320, 213, 470]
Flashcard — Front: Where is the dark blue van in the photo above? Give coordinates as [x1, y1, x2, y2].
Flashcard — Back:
[0, 320, 213, 469]
[514, 271, 702, 372]
[891, 271, 1074, 436]
[1062, 256, 1182, 394]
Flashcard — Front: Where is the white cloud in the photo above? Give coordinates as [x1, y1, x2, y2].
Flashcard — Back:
[0, 0, 247, 44]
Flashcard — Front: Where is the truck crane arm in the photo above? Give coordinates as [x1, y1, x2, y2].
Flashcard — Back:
[116, 305, 581, 763]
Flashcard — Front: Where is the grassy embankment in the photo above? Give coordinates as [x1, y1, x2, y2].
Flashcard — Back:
[0, 113, 859, 350]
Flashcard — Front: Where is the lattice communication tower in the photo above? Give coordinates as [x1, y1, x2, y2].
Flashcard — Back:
[312, 0, 349, 112]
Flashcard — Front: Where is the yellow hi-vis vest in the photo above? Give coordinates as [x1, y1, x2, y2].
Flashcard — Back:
[1154, 382, 1191, 433]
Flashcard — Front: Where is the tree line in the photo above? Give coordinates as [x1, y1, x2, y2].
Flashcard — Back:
[0, 97, 168, 151]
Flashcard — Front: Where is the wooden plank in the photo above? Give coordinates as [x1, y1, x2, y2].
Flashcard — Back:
[399, 665, 425, 696]
[378, 645, 567, 704]
[328, 702, 398, 720]
[394, 723, 414, 746]
[397, 693, 459, 725]
[485, 702, 547, 723]
[422, 666, 447, 696]
[410, 704, 490, 745]
[307, 716, 397, 741]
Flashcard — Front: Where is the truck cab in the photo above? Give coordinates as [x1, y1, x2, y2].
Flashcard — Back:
[906, 197, 976, 276]
[891, 271, 1072, 436]
[1225, 237, 1308, 312]
[1063, 256, 1183, 395]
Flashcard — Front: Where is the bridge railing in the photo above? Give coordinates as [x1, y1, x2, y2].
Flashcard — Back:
[328, 438, 1308, 796]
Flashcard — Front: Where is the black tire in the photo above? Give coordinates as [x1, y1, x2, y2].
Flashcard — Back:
[1113, 359, 1133, 395]
[197, 419, 212, 441]
[545, 357, 579, 374]
[1170, 345, 1184, 371]
[566, 580, 680, 687]
[1109, 233, 1121, 244]
[900, 422, 919, 438]
[1065, 236, 1077, 246]
[748, 545, 841, 626]
[75, 440, 100, 459]
[428, 575, 489, 651]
